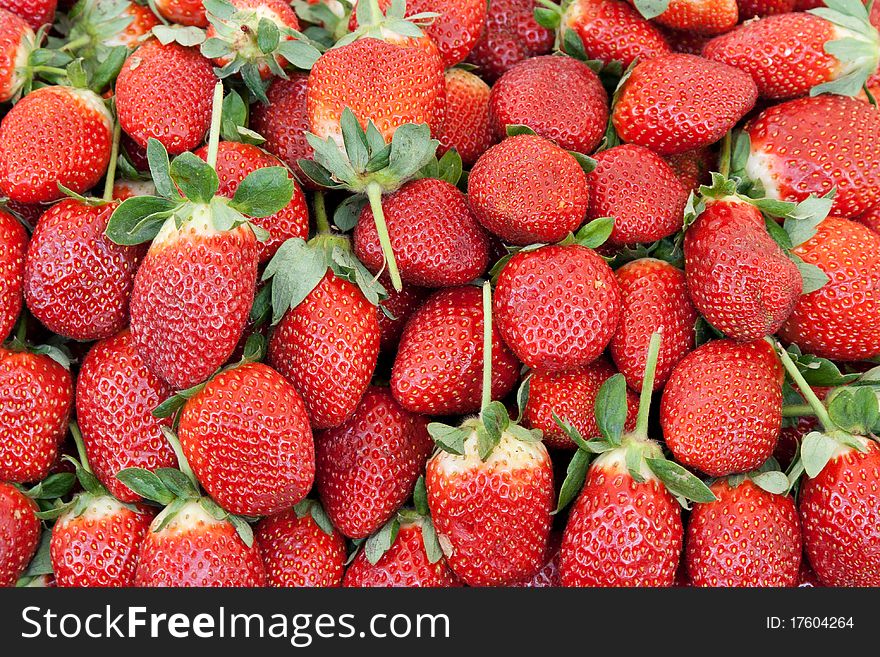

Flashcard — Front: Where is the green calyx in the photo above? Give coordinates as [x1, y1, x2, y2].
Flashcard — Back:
[335, 0, 436, 48]
[53, 0, 135, 59]
[293, 498, 336, 537]
[3, 316, 73, 370]
[293, 0, 352, 44]
[631, 0, 671, 20]
[725, 458, 792, 496]
[809, 0, 880, 97]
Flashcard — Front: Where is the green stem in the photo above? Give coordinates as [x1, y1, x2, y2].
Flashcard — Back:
[633, 332, 662, 439]
[102, 117, 122, 202]
[481, 280, 493, 412]
[770, 339, 835, 431]
[719, 130, 732, 179]
[31, 66, 68, 76]
[205, 81, 225, 169]
[61, 35, 92, 53]
[366, 181, 402, 291]
[69, 422, 92, 474]
[314, 190, 330, 234]
[782, 404, 816, 419]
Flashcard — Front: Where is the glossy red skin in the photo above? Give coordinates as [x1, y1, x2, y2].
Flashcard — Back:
[206, 0, 299, 75]
[0, 0, 55, 29]
[494, 244, 622, 372]
[268, 271, 380, 430]
[194, 141, 309, 263]
[468, 135, 590, 246]
[686, 479, 801, 587]
[745, 95, 880, 217]
[116, 40, 216, 155]
[376, 284, 429, 352]
[51, 499, 152, 587]
[660, 26, 711, 54]
[435, 68, 493, 168]
[316, 387, 431, 539]
[0, 482, 40, 587]
[391, 286, 520, 415]
[562, 0, 670, 67]
[152, 0, 206, 27]
[0, 348, 72, 483]
[778, 217, 880, 361]
[643, 0, 739, 35]
[179, 362, 314, 517]
[856, 205, 880, 234]
[466, 0, 554, 83]
[343, 523, 461, 588]
[703, 13, 838, 100]
[307, 35, 445, 144]
[24, 199, 143, 341]
[523, 359, 639, 450]
[587, 144, 688, 246]
[0, 10, 32, 101]
[559, 459, 683, 587]
[800, 442, 880, 587]
[665, 148, 713, 191]
[256, 508, 346, 587]
[130, 223, 258, 390]
[511, 533, 561, 587]
[610, 259, 698, 392]
[0, 86, 111, 203]
[489, 56, 608, 154]
[660, 339, 783, 477]
[354, 178, 489, 288]
[76, 329, 175, 503]
[612, 53, 757, 155]
[684, 198, 802, 341]
[0, 208, 26, 342]
[737, 0, 796, 18]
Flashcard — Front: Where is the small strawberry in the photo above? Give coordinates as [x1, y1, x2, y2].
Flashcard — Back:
[152, 0, 207, 27]
[632, 0, 738, 35]
[0, 0, 55, 29]
[0, 8, 35, 103]
[435, 68, 493, 168]
[0, 481, 40, 586]
[376, 284, 428, 352]
[0, 208, 26, 342]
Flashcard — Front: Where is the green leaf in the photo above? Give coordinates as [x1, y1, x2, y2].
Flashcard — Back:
[420, 518, 443, 564]
[749, 471, 790, 495]
[170, 152, 219, 204]
[569, 151, 597, 175]
[152, 24, 206, 47]
[146, 138, 179, 200]
[115, 468, 176, 505]
[90, 46, 129, 94]
[555, 449, 590, 513]
[645, 458, 717, 503]
[333, 194, 367, 231]
[505, 124, 537, 137]
[626, 445, 646, 483]
[154, 468, 199, 500]
[562, 29, 587, 61]
[340, 108, 370, 172]
[764, 216, 793, 251]
[256, 17, 280, 54]
[506, 423, 542, 443]
[481, 401, 510, 444]
[436, 148, 463, 186]
[21, 531, 53, 579]
[365, 517, 400, 565]
[105, 197, 178, 245]
[210, 198, 249, 233]
[152, 381, 205, 418]
[276, 39, 322, 70]
[427, 423, 470, 456]
[308, 501, 336, 536]
[412, 476, 429, 517]
[228, 514, 255, 547]
[204, 0, 236, 20]
[533, 6, 561, 30]
[595, 374, 628, 446]
[26, 473, 75, 500]
[262, 238, 327, 323]
[792, 257, 830, 294]
[783, 193, 834, 247]
[574, 216, 614, 249]
[801, 431, 841, 478]
[786, 346, 860, 386]
[632, 0, 670, 19]
[515, 376, 531, 422]
[329, 245, 387, 306]
[386, 123, 439, 182]
[828, 387, 879, 435]
[220, 90, 249, 144]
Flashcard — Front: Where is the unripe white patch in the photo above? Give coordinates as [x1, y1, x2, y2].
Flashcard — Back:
[430, 428, 550, 476]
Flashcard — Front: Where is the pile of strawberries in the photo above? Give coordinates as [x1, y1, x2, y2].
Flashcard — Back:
[1, 0, 879, 589]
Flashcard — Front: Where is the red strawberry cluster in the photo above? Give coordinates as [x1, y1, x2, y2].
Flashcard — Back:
[1, 0, 880, 590]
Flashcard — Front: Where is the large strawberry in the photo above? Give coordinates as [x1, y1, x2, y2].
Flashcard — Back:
[435, 68, 493, 168]
[0, 481, 40, 586]
[0, 208, 26, 342]
[0, 8, 34, 103]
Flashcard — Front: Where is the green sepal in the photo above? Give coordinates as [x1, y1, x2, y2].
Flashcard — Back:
[632, 0, 671, 19]
[364, 516, 400, 565]
[554, 449, 590, 514]
[228, 166, 295, 218]
[645, 457, 717, 506]
[104, 196, 179, 245]
[427, 422, 470, 456]
[115, 468, 177, 506]
[594, 373, 628, 446]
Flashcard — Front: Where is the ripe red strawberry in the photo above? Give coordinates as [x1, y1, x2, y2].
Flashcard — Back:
[494, 244, 622, 372]
[76, 329, 176, 502]
[0, 0, 55, 29]
[391, 286, 520, 415]
[684, 197, 802, 341]
[152, 0, 206, 26]
[343, 520, 461, 588]
[665, 147, 713, 191]
[661, 25, 711, 54]
[256, 504, 346, 587]
[468, 135, 590, 246]
[135, 499, 267, 587]
[435, 68, 493, 168]
[0, 481, 40, 586]
[703, 7, 880, 100]
[316, 387, 431, 539]
[0, 347, 72, 483]
[523, 358, 639, 450]
[489, 55, 609, 154]
[354, 178, 489, 288]
[0, 86, 112, 203]
[178, 362, 314, 517]
[194, 141, 309, 263]
[686, 477, 801, 587]
[116, 39, 217, 155]
[51, 495, 152, 587]
[639, 0, 738, 35]
[512, 533, 561, 587]
[466, 0, 554, 82]
[130, 213, 258, 390]
[0, 8, 33, 102]
[24, 199, 144, 341]
[778, 216, 880, 361]
[58, 0, 159, 55]
[737, 0, 796, 19]
[587, 144, 688, 246]
[377, 284, 429, 352]
[0, 208, 26, 342]
[612, 53, 757, 155]
[745, 95, 880, 217]
[661, 339, 783, 477]
[610, 258, 698, 392]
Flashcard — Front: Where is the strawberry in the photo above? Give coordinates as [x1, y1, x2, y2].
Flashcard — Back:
[353, 177, 489, 288]
[435, 68, 493, 168]
[702, 5, 880, 99]
[0, 481, 40, 587]
[494, 244, 622, 372]
[684, 196, 802, 341]
[24, 199, 144, 342]
[778, 216, 880, 361]
[0, 8, 34, 102]
[660, 25, 711, 54]
[609, 258, 698, 392]
[178, 362, 315, 516]
[587, 144, 688, 246]
[0, 86, 112, 203]
[152, 0, 207, 27]
[377, 284, 428, 352]
[612, 53, 757, 155]
[58, 0, 160, 56]
[0, 0, 55, 29]
[315, 386, 432, 539]
[744, 95, 880, 217]
[0, 208, 26, 342]
[76, 329, 176, 503]
[468, 135, 590, 246]
[0, 346, 73, 483]
[523, 358, 639, 450]
[737, 0, 796, 18]
[512, 533, 561, 587]
[665, 147, 713, 191]
[660, 339, 783, 477]
[856, 204, 880, 233]
[489, 55, 609, 154]
[115, 39, 217, 155]
[685, 475, 801, 587]
[256, 501, 346, 587]
[633, 0, 738, 35]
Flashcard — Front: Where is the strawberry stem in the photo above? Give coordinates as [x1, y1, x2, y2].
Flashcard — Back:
[633, 331, 662, 439]
[782, 404, 816, 418]
[719, 131, 731, 179]
[60, 35, 91, 53]
[68, 422, 93, 474]
[366, 181, 402, 291]
[481, 280, 493, 411]
[205, 81, 225, 169]
[102, 115, 122, 202]
[770, 339, 835, 431]
[314, 190, 330, 234]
